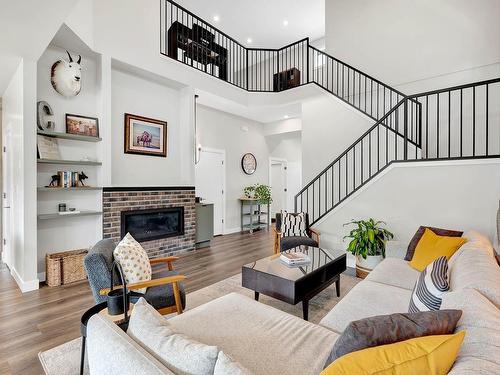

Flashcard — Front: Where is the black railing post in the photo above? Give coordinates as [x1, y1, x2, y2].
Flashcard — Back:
[418, 102, 422, 149]
[246, 51, 249, 90]
[403, 99, 408, 160]
[306, 38, 310, 84]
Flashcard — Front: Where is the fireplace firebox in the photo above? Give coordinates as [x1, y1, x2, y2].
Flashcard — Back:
[121, 207, 184, 242]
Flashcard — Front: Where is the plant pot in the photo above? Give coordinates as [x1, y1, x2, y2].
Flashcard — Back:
[356, 255, 383, 279]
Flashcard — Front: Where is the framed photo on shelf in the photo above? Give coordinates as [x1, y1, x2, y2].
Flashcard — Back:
[66, 114, 99, 137]
[37, 135, 61, 160]
[124, 113, 167, 157]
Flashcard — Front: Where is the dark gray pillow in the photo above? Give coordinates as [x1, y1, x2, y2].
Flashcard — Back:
[325, 309, 462, 367]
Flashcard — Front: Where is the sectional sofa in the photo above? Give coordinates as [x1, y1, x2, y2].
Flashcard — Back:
[86, 230, 500, 374]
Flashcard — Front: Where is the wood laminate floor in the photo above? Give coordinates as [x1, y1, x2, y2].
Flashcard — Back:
[0, 229, 273, 374]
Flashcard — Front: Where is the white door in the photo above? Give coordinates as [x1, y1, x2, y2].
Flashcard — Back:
[195, 149, 225, 236]
[2, 130, 12, 267]
[270, 159, 287, 217]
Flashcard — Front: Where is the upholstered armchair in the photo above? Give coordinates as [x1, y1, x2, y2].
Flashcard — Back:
[84, 239, 186, 315]
[273, 212, 321, 254]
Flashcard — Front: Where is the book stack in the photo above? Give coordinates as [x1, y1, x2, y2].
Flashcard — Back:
[58, 171, 80, 188]
[280, 252, 311, 267]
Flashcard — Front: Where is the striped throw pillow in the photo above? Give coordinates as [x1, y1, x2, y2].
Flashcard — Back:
[281, 211, 308, 238]
[409, 256, 449, 313]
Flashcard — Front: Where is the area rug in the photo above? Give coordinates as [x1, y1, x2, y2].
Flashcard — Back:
[39, 272, 359, 374]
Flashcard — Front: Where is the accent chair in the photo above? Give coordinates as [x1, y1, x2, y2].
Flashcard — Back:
[273, 212, 321, 253]
[84, 238, 186, 315]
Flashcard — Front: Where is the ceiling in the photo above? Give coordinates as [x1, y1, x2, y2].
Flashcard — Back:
[174, 0, 325, 49]
[0, 0, 79, 95]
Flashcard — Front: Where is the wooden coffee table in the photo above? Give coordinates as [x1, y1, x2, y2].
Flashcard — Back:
[242, 246, 347, 320]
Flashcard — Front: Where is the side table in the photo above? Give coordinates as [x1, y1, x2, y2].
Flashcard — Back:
[79, 296, 140, 375]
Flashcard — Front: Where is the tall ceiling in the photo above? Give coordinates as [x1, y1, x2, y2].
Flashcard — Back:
[173, 0, 325, 48]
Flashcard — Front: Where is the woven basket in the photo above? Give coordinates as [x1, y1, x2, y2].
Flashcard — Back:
[46, 249, 88, 287]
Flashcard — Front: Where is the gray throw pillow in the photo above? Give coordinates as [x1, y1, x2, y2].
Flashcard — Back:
[326, 309, 462, 366]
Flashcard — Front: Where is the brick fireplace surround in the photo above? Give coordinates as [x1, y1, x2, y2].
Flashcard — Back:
[102, 187, 196, 258]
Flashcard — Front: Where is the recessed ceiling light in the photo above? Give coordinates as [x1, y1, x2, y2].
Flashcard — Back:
[247, 38, 252, 44]
[213, 15, 220, 22]
[283, 20, 289, 26]
[284, 115, 289, 119]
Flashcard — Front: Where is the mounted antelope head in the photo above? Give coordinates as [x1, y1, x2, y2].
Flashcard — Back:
[50, 50, 82, 97]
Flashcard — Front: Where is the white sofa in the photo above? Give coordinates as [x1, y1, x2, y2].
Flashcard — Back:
[87, 230, 500, 375]
[320, 230, 500, 374]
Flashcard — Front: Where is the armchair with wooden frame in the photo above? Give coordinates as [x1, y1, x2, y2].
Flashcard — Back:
[273, 212, 321, 254]
[84, 239, 186, 315]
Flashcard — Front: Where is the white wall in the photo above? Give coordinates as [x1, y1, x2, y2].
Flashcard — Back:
[111, 68, 193, 186]
[36, 45, 103, 276]
[325, 0, 500, 93]
[316, 160, 500, 252]
[196, 105, 269, 232]
[266, 131, 302, 211]
[2, 59, 39, 291]
[301, 93, 373, 183]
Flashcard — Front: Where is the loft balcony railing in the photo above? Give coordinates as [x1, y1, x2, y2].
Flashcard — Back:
[160, 0, 420, 143]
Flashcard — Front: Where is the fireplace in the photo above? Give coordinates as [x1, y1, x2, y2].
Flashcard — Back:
[121, 207, 185, 242]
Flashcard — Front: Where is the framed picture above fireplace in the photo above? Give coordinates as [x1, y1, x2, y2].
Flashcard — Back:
[124, 113, 167, 157]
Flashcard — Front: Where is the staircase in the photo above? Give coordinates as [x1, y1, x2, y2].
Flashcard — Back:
[160, 0, 500, 226]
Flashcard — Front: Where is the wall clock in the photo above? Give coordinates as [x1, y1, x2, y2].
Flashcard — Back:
[241, 153, 257, 175]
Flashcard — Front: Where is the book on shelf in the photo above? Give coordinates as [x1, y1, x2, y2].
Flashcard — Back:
[280, 252, 311, 266]
[57, 171, 81, 188]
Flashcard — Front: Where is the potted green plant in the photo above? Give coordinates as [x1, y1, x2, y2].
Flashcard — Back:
[243, 184, 272, 204]
[344, 219, 394, 278]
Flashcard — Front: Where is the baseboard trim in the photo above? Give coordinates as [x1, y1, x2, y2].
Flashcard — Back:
[224, 227, 241, 235]
[11, 267, 39, 293]
[38, 272, 46, 283]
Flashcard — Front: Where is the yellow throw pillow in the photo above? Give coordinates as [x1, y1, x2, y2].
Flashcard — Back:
[410, 228, 466, 271]
[321, 331, 465, 375]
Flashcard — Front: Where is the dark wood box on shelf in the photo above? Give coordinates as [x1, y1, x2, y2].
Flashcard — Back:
[273, 68, 301, 92]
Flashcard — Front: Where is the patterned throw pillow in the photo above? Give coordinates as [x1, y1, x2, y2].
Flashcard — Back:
[409, 256, 449, 313]
[113, 233, 152, 294]
[281, 211, 307, 237]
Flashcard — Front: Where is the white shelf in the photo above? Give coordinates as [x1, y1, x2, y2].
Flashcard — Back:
[37, 130, 102, 142]
[37, 210, 103, 220]
[37, 186, 102, 192]
[37, 159, 102, 166]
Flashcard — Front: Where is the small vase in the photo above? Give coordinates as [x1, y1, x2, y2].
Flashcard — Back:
[356, 255, 383, 279]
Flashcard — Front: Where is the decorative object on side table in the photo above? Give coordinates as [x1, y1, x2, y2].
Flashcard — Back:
[51, 51, 82, 97]
[243, 183, 272, 204]
[241, 152, 257, 175]
[344, 218, 394, 279]
[66, 114, 99, 137]
[124, 113, 167, 157]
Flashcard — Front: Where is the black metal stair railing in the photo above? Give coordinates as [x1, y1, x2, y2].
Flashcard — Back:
[294, 99, 421, 225]
[295, 78, 500, 226]
[408, 78, 500, 160]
